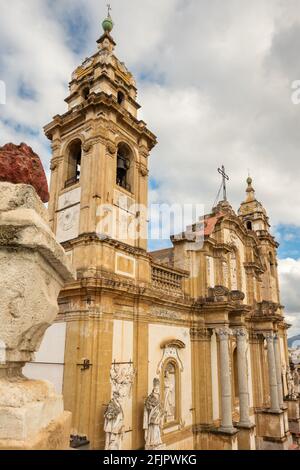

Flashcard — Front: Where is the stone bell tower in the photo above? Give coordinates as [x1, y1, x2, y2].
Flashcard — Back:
[44, 13, 157, 449]
[45, 12, 156, 256]
[238, 177, 280, 305]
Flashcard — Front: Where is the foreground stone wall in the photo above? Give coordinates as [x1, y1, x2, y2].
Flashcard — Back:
[0, 182, 74, 450]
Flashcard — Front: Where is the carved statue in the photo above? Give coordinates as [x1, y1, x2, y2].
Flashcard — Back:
[143, 378, 165, 450]
[110, 363, 135, 399]
[293, 368, 300, 396]
[104, 391, 125, 450]
[164, 366, 176, 423]
[286, 367, 297, 399]
[104, 363, 135, 450]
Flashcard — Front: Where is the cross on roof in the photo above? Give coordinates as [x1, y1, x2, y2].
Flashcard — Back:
[218, 165, 229, 202]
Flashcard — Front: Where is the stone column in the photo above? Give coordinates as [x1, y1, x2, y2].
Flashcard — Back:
[273, 334, 284, 408]
[216, 327, 234, 432]
[235, 328, 251, 426]
[265, 333, 280, 412]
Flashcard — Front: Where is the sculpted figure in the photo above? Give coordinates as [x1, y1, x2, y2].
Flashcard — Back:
[104, 363, 135, 450]
[287, 367, 297, 399]
[143, 378, 165, 450]
[104, 391, 125, 450]
[164, 367, 176, 423]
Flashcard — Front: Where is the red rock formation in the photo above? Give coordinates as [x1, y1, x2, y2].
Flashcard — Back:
[0, 143, 49, 203]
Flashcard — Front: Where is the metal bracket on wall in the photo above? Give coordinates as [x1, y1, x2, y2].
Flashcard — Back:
[77, 359, 92, 371]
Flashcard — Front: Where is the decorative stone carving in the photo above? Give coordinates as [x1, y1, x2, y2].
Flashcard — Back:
[190, 327, 212, 341]
[104, 363, 135, 450]
[151, 307, 181, 321]
[107, 142, 117, 155]
[0, 182, 74, 449]
[230, 290, 245, 303]
[143, 378, 165, 450]
[157, 340, 185, 374]
[215, 327, 233, 340]
[286, 367, 297, 400]
[234, 327, 248, 339]
[164, 363, 176, 423]
[208, 285, 230, 302]
[255, 301, 279, 318]
[104, 392, 125, 450]
[82, 141, 93, 153]
[110, 362, 135, 399]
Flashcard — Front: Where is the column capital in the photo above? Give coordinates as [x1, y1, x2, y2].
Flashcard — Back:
[215, 327, 233, 340]
[190, 327, 213, 341]
[263, 332, 275, 342]
[234, 327, 248, 340]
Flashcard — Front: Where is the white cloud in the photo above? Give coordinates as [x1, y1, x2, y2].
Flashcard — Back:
[1, 1, 300, 331]
[278, 258, 300, 336]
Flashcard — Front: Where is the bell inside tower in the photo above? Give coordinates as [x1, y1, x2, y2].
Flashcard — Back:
[116, 143, 131, 192]
[65, 139, 82, 188]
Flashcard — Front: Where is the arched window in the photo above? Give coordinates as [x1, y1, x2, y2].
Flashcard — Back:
[65, 139, 82, 188]
[117, 91, 125, 105]
[162, 359, 179, 426]
[116, 143, 132, 192]
[82, 87, 90, 100]
[246, 221, 252, 231]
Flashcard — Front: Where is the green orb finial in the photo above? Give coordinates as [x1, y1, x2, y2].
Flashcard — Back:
[102, 16, 113, 33]
[102, 4, 113, 33]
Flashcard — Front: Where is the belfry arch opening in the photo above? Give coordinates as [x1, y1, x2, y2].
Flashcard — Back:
[246, 221, 253, 231]
[117, 91, 125, 105]
[116, 143, 132, 192]
[65, 139, 82, 188]
[82, 87, 90, 100]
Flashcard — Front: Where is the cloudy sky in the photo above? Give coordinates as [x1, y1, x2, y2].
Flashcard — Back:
[0, 0, 300, 336]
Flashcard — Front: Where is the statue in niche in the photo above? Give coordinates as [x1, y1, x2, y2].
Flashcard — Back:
[104, 391, 124, 450]
[164, 363, 176, 423]
[143, 378, 165, 450]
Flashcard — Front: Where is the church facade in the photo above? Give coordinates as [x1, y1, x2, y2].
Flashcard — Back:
[41, 15, 293, 450]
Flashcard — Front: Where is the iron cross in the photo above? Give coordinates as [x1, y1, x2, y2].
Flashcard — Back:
[107, 4, 112, 16]
[218, 165, 229, 202]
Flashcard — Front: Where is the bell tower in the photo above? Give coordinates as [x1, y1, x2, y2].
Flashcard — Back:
[238, 177, 280, 304]
[45, 12, 156, 257]
[44, 13, 157, 449]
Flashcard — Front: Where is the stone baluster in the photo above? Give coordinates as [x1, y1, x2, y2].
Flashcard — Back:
[216, 327, 235, 432]
[235, 328, 251, 426]
[273, 334, 284, 408]
[265, 332, 280, 412]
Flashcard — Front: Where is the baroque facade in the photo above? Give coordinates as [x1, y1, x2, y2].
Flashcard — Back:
[36, 15, 295, 450]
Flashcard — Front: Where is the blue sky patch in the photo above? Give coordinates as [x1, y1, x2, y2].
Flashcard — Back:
[274, 224, 300, 259]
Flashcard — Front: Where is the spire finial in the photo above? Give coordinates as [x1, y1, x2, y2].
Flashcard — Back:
[218, 165, 229, 202]
[102, 4, 114, 33]
[246, 174, 255, 202]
